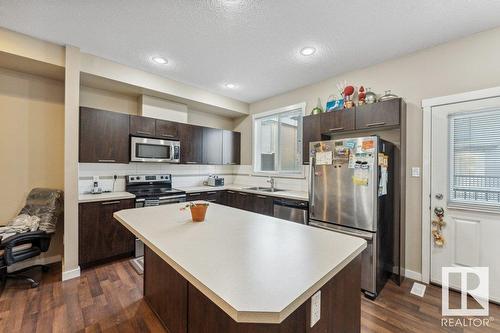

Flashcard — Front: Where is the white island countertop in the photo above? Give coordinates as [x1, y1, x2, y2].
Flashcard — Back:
[114, 203, 366, 324]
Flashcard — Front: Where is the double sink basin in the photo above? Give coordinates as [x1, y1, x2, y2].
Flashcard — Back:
[243, 186, 284, 193]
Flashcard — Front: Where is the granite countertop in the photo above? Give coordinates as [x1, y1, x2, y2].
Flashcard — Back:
[114, 203, 365, 323]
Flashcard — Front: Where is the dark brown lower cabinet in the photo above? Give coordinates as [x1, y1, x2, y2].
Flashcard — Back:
[186, 191, 222, 203]
[79, 199, 135, 268]
[144, 246, 361, 333]
[187, 190, 303, 218]
[222, 191, 275, 216]
[251, 194, 274, 216]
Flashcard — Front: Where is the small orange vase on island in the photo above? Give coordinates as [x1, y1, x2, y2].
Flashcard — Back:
[182, 202, 209, 222]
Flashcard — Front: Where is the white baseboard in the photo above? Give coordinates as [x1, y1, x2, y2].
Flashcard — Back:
[62, 266, 81, 281]
[405, 269, 423, 282]
[7, 254, 61, 273]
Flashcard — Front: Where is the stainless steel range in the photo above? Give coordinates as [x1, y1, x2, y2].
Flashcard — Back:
[126, 174, 186, 259]
[126, 174, 186, 208]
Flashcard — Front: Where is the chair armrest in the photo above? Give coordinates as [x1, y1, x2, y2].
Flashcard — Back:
[1, 231, 50, 249]
[1, 231, 53, 266]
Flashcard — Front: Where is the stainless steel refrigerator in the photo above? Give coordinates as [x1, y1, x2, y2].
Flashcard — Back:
[308, 136, 396, 299]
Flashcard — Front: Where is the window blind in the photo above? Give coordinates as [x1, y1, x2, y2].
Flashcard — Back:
[449, 109, 500, 206]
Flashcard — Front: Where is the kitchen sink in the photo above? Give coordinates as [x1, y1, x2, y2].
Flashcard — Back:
[244, 187, 285, 193]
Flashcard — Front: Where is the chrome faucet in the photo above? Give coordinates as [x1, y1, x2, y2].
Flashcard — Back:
[267, 177, 275, 191]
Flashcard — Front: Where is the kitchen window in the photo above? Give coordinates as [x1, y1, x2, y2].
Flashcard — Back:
[449, 109, 500, 207]
[253, 103, 305, 175]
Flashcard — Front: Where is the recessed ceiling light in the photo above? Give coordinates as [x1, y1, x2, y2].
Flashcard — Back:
[300, 47, 316, 56]
[152, 56, 168, 64]
[225, 83, 236, 89]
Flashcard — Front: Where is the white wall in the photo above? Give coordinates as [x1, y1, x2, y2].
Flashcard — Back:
[242, 26, 500, 273]
[140, 95, 188, 123]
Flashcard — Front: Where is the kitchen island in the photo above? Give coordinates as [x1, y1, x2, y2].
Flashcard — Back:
[114, 202, 366, 333]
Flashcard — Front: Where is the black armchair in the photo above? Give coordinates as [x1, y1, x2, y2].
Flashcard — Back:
[0, 188, 63, 288]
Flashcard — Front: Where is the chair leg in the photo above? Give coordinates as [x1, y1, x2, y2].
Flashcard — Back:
[6, 264, 49, 288]
[6, 274, 39, 288]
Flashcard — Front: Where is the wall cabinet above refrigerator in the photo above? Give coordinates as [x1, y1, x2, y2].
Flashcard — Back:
[302, 98, 405, 165]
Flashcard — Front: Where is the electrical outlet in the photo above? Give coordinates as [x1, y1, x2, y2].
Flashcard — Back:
[310, 291, 321, 327]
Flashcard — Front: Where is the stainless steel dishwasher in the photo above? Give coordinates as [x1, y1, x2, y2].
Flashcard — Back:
[273, 198, 308, 224]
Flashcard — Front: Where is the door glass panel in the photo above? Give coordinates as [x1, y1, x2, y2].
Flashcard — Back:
[136, 143, 170, 159]
[449, 109, 500, 206]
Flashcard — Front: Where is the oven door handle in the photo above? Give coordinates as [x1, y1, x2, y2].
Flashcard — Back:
[158, 194, 186, 200]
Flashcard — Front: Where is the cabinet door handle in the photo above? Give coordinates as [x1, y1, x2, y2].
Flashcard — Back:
[238, 192, 247, 196]
[98, 159, 116, 163]
[227, 191, 235, 194]
[189, 193, 201, 196]
[329, 127, 344, 132]
[186, 161, 198, 164]
[256, 195, 267, 199]
[366, 122, 386, 127]
[160, 134, 174, 138]
[136, 130, 152, 135]
[101, 201, 121, 205]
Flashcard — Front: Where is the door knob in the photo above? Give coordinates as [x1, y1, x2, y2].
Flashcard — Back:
[435, 193, 443, 200]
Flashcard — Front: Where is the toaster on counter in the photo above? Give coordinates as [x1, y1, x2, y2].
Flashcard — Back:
[207, 175, 224, 187]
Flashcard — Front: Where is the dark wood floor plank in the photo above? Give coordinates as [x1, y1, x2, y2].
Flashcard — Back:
[1, 260, 499, 333]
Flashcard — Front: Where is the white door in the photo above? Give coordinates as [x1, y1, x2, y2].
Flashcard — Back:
[431, 96, 500, 303]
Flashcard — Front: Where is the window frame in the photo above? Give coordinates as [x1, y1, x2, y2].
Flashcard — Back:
[252, 102, 306, 178]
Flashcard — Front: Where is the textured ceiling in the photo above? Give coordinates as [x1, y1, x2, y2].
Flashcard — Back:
[1, 0, 500, 103]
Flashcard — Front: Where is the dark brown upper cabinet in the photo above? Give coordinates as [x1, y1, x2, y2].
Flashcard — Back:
[355, 98, 401, 130]
[179, 123, 204, 164]
[320, 108, 356, 134]
[79, 107, 130, 163]
[130, 115, 156, 137]
[302, 114, 321, 164]
[202, 127, 223, 165]
[155, 119, 179, 139]
[222, 130, 241, 165]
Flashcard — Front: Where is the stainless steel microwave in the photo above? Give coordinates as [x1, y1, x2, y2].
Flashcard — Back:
[130, 136, 180, 163]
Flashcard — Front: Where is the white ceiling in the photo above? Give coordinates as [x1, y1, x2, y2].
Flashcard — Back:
[1, 1, 500, 103]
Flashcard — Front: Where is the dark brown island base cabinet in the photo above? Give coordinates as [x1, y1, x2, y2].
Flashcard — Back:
[302, 98, 405, 164]
[79, 107, 130, 163]
[144, 246, 362, 333]
[79, 199, 135, 268]
[79, 107, 241, 165]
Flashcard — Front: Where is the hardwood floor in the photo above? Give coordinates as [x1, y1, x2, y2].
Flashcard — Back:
[0, 260, 499, 332]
